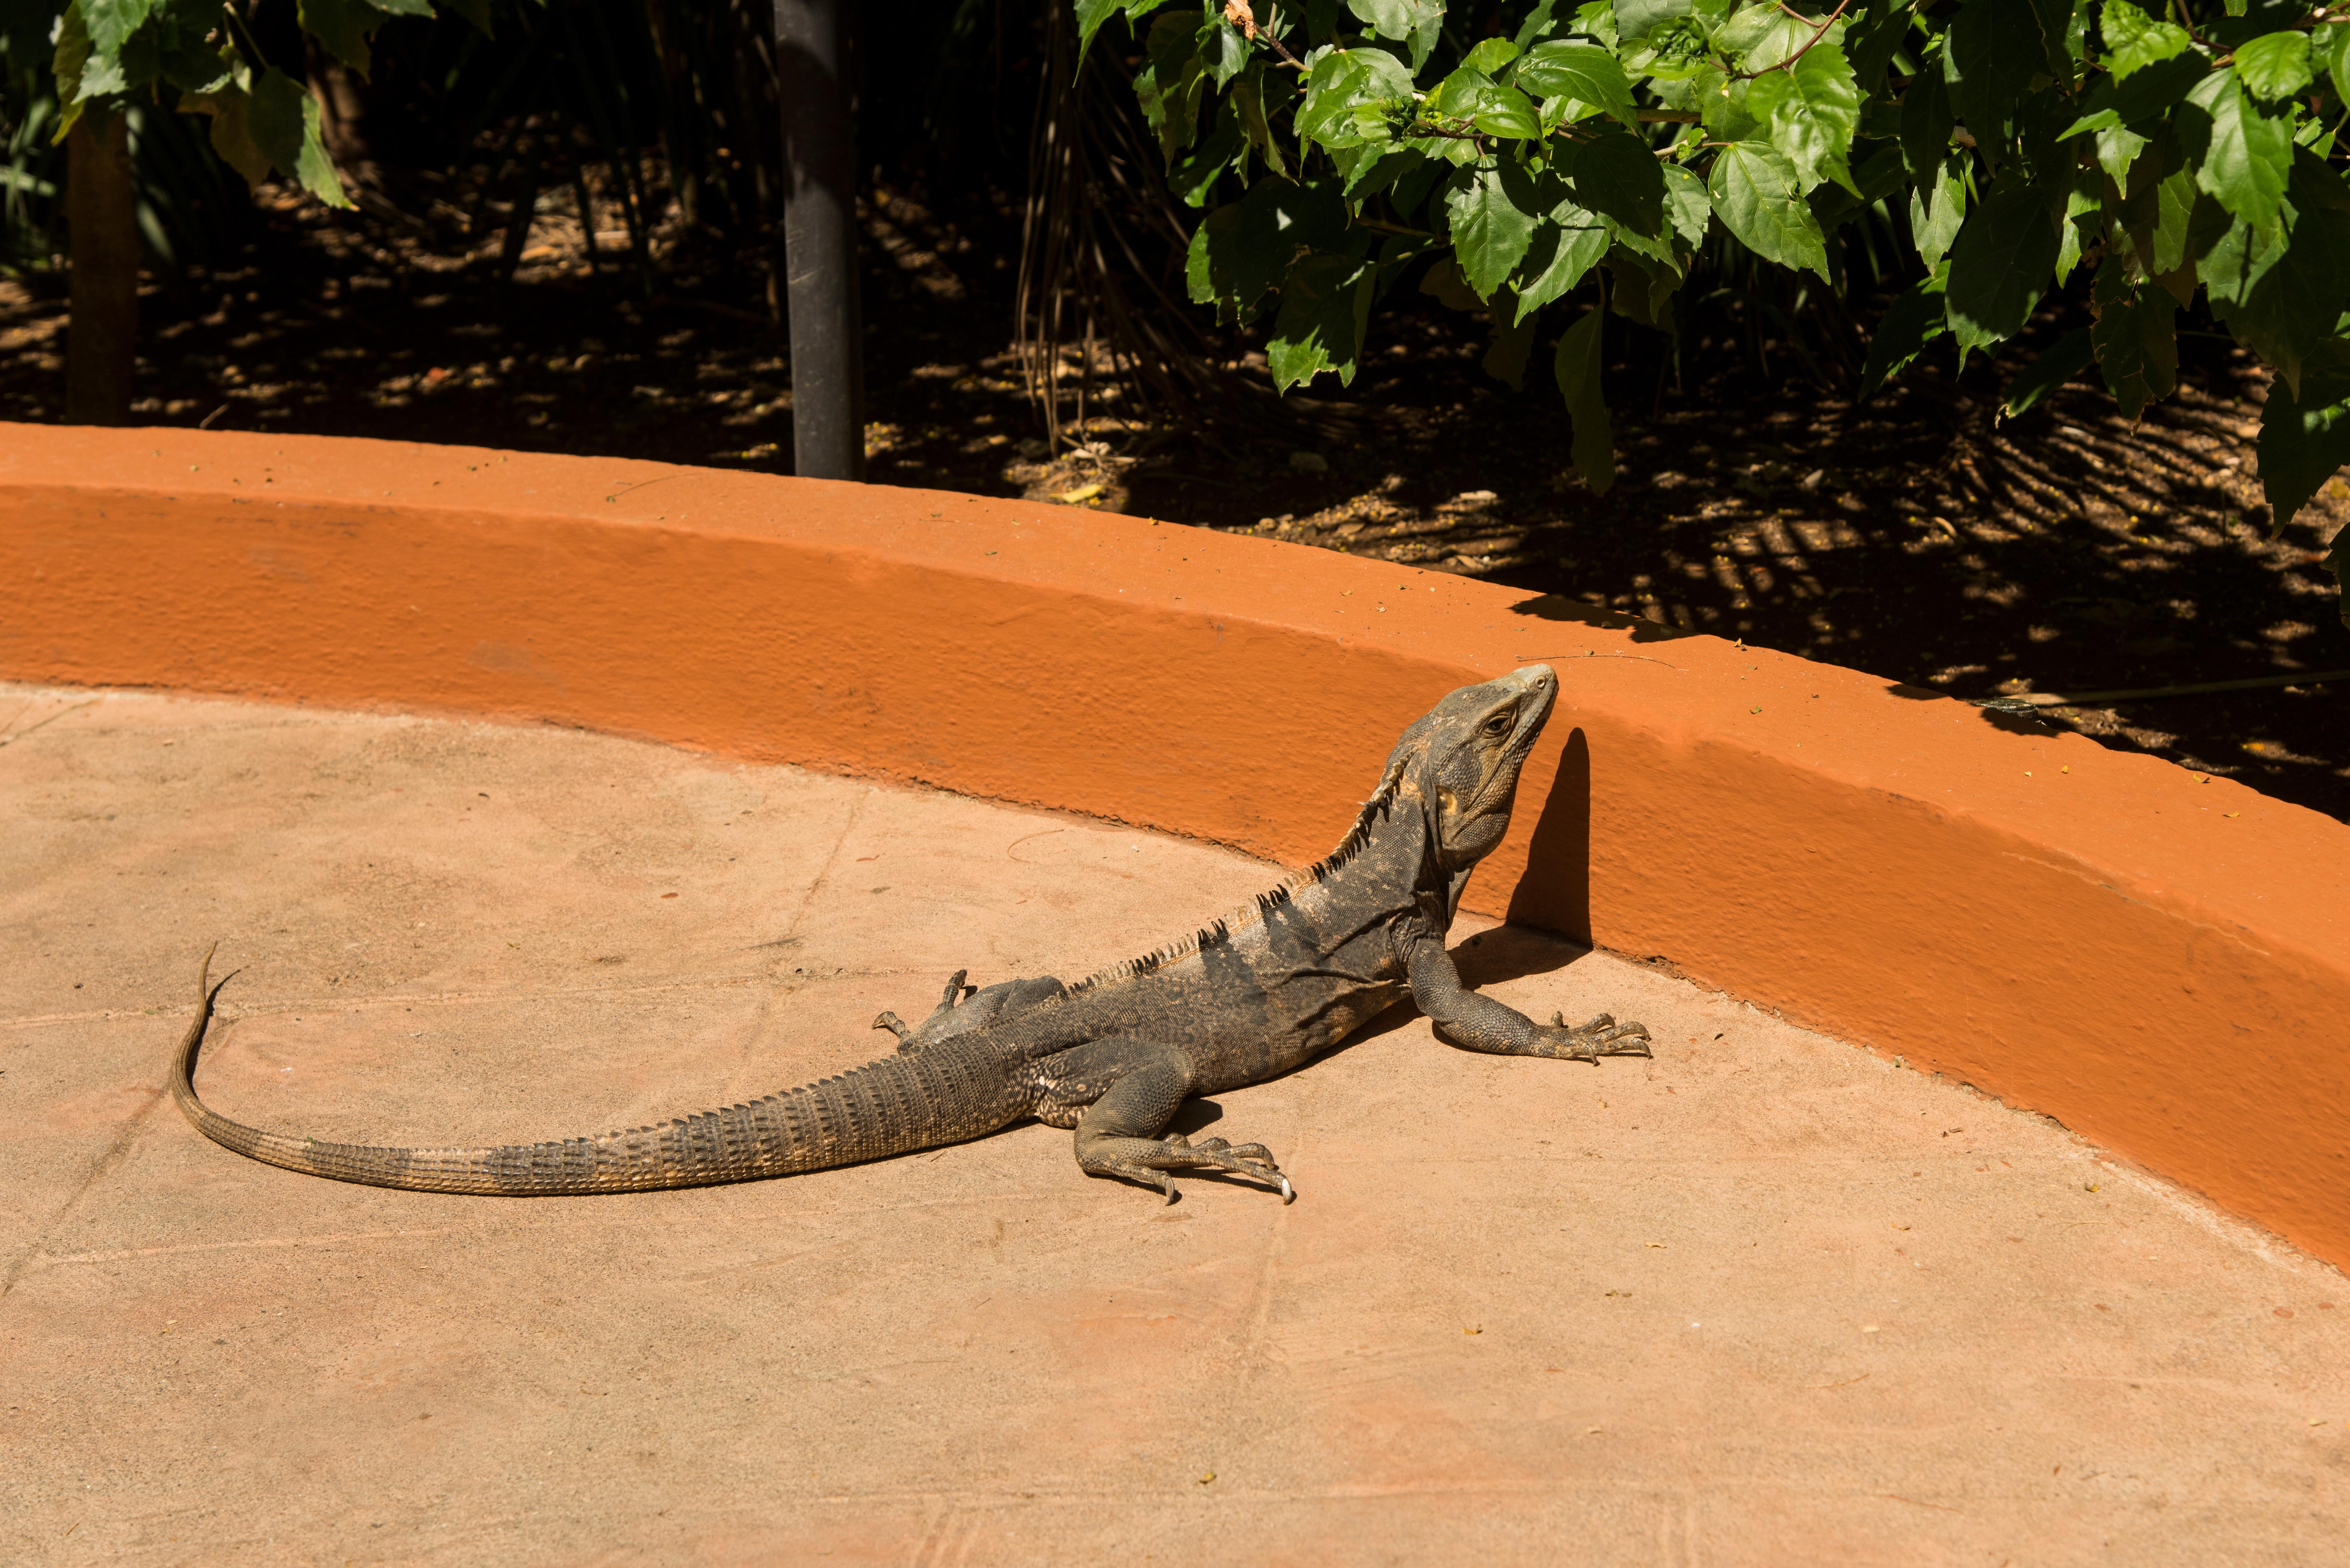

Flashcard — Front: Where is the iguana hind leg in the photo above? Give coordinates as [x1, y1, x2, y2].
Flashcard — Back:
[1046, 1040, 1293, 1204]
[876, 971, 1066, 1052]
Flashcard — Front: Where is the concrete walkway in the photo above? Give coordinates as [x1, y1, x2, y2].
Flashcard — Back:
[2, 684, 2344, 1566]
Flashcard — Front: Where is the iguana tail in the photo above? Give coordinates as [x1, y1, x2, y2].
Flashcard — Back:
[169, 952, 1037, 1195]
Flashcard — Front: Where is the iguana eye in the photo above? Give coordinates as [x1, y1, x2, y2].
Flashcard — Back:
[1482, 713, 1511, 737]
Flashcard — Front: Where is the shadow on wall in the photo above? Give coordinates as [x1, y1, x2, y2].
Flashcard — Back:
[1507, 727, 1594, 947]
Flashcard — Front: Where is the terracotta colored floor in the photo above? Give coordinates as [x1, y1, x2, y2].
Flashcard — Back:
[2, 684, 2345, 1566]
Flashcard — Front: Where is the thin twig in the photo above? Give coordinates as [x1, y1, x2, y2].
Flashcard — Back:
[1224, 1, 1308, 72]
[1734, 0, 1853, 80]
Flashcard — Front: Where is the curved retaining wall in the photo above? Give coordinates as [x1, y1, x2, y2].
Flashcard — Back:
[4, 424, 2345, 1268]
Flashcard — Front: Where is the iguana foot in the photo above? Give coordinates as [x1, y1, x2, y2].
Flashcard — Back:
[876, 971, 985, 1052]
[1079, 1134, 1295, 1204]
[1531, 1011, 1652, 1063]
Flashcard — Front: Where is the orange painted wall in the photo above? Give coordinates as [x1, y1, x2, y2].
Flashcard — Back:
[5, 425, 2345, 1267]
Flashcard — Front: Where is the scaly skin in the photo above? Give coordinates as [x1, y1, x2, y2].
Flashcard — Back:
[170, 664, 1653, 1200]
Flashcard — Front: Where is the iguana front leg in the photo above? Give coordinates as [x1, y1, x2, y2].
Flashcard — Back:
[1401, 925, 1652, 1062]
[1040, 1038, 1293, 1203]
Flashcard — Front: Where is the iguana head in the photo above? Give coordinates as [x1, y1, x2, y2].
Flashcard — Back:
[1382, 663, 1558, 873]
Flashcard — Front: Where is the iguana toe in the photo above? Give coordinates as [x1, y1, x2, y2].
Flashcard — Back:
[1533, 1012, 1653, 1062]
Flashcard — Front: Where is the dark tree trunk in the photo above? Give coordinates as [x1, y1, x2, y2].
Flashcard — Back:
[64, 109, 139, 426]
[774, 0, 864, 481]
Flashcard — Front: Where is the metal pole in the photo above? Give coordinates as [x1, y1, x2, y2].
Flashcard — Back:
[773, 0, 865, 481]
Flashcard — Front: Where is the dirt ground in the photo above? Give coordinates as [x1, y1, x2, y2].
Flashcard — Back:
[2, 173, 2343, 821]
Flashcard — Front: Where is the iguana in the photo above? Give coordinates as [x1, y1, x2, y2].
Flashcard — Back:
[171, 663, 1652, 1202]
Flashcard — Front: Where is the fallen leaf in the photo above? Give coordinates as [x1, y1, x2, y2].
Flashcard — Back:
[1054, 482, 1103, 503]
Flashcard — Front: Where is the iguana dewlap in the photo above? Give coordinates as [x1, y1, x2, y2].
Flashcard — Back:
[171, 664, 1651, 1201]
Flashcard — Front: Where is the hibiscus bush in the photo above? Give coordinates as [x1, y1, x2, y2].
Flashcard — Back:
[1078, 0, 2349, 616]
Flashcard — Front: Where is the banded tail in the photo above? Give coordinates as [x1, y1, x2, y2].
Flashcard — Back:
[170, 953, 1036, 1195]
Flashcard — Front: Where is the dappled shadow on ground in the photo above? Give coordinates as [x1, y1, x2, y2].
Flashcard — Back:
[1, 171, 2341, 820]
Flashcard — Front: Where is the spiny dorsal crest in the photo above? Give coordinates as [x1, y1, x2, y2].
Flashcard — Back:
[1068, 760, 1414, 994]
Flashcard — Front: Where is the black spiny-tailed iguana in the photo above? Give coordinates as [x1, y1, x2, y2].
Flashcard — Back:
[171, 664, 1652, 1201]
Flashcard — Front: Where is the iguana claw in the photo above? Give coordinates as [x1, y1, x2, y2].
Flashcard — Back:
[1542, 1011, 1653, 1062]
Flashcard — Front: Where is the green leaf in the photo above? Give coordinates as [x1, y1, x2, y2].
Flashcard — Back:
[1270, 253, 1377, 391]
[1419, 69, 1551, 139]
[2088, 275, 2177, 421]
[1077, 0, 1170, 60]
[1135, 11, 1210, 162]
[294, 91, 352, 210]
[1465, 37, 1520, 74]
[1201, 18, 1251, 90]
[180, 89, 272, 185]
[2204, 150, 2350, 396]
[2058, 52, 2212, 142]
[1348, 0, 1444, 68]
[2092, 125, 2149, 182]
[1512, 215, 1611, 316]
[1944, 183, 2060, 355]
[1859, 270, 1949, 397]
[2181, 66, 2292, 233]
[1897, 70, 1952, 180]
[1614, 0, 1691, 45]
[2232, 32, 2311, 102]
[1235, 63, 1289, 175]
[1568, 125, 1667, 240]
[2120, 165, 2211, 290]
[1296, 46, 1418, 148]
[246, 66, 309, 178]
[1514, 41, 1638, 127]
[299, 0, 393, 78]
[1748, 35, 1861, 193]
[1945, 0, 2052, 146]
[1555, 306, 1615, 492]
[2255, 337, 2350, 573]
[1170, 97, 1246, 207]
[2054, 178, 2099, 286]
[1334, 142, 1417, 199]
[52, 1, 94, 111]
[79, 0, 158, 68]
[1909, 156, 1966, 270]
[1711, 3, 1809, 72]
[1446, 163, 1542, 298]
[2002, 324, 2095, 415]
[1708, 140, 1829, 279]
[2326, 24, 2350, 94]
[1193, 178, 1350, 321]
[1660, 162, 1711, 246]
[1474, 81, 1544, 139]
[2099, 0, 2191, 80]
[1846, 0, 1912, 91]
[1514, 0, 1570, 50]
